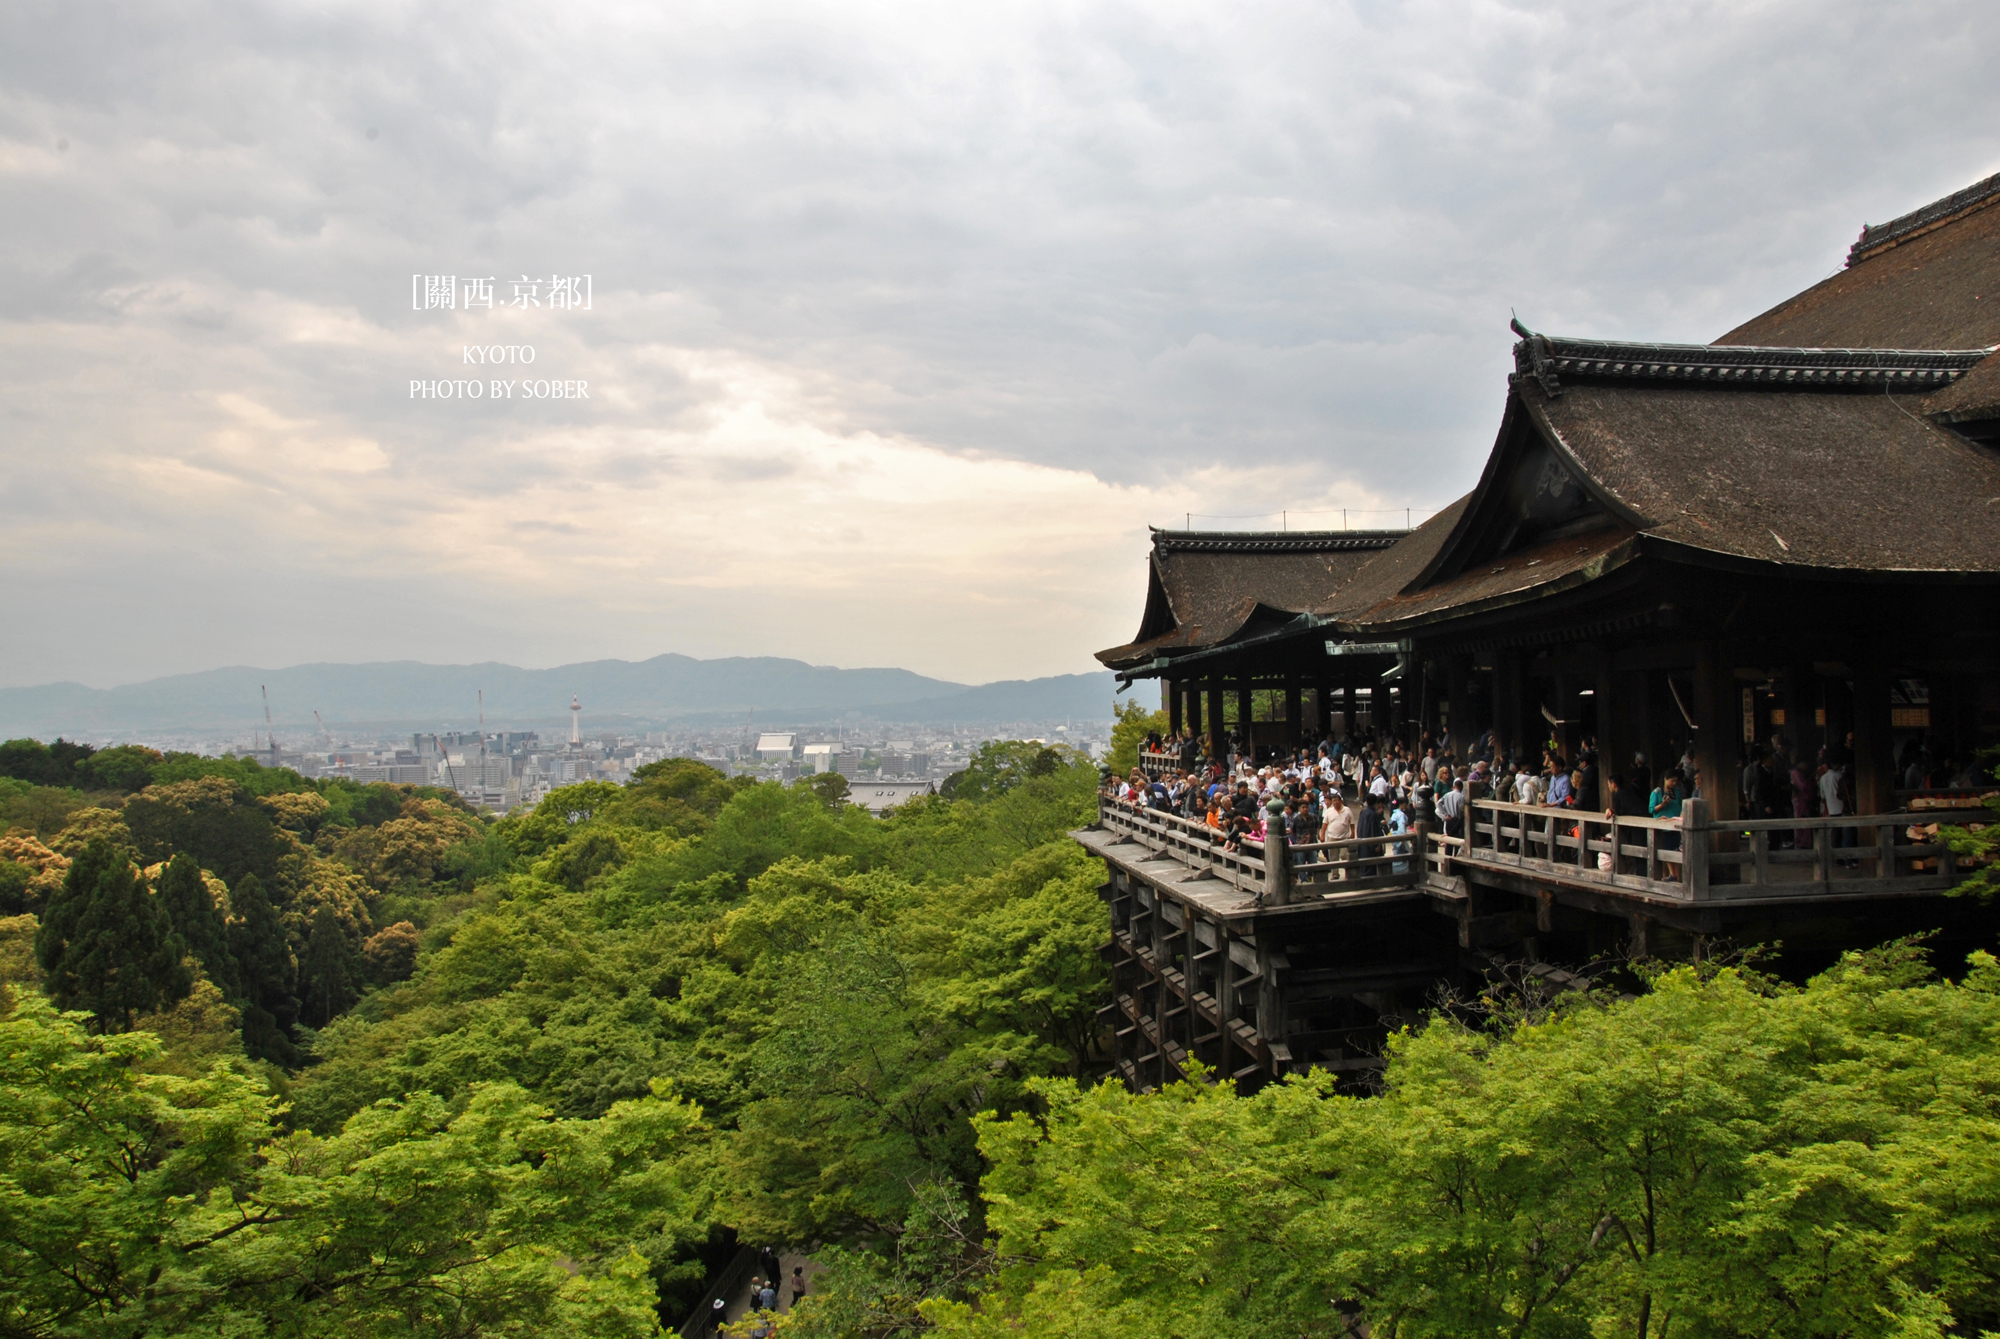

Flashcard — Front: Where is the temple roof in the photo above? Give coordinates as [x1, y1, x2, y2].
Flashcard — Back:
[1094, 529, 1403, 670]
[1331, 352, 2000, 636]
[1510, 328, 1988, 399]
[1848, 171, 2000, 268]
[1102, 173, 2000, 669]
[1719, 171, 2000, 351]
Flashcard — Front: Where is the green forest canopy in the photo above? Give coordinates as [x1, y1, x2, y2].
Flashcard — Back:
[3, 735, 1999, 1338]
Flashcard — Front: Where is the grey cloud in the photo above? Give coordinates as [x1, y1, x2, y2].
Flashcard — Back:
[0, 0, 1995, 685]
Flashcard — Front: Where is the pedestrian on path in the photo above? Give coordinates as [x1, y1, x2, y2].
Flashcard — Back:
[789, 1266, 810, 1310]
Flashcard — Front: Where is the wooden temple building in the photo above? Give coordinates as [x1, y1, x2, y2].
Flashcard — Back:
[1078, 171, 2000, 1092]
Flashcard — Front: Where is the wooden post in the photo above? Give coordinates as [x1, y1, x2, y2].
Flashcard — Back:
[1627, 911, 1653, 959]
[1167, 678, 1182, 736]
[1852, 661, 1893, 816]
[1495, 650, 1523, 762]
[1691, 643, 1742, 824]
[1254, 939, 1283, 1074]
[1342, 673, 1357, 740]
[1263, 822, 1292, 906]
[1444, 654, 1470, 753]
[1206, 679, 1225, 764]
[1593, 645, 1615, 783]
[1684, 796, 1711, 898]
[1782, 662, 1814, 770]
[1184, 911, 1201, 1071]
[1216, 932, 1238, 1080]
[1236, 680, 1254, 761]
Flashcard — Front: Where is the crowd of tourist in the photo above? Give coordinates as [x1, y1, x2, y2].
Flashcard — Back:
[1108, 720, 1969, 884]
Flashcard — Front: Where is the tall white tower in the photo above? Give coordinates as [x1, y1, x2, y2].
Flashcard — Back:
[570, 694, 581, 746]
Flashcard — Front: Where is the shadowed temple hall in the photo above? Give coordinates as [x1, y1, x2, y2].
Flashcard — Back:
[1080, 172, 2000, 1093]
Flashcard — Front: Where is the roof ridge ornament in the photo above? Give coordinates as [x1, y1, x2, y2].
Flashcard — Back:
[1510, 316, 1564, 397]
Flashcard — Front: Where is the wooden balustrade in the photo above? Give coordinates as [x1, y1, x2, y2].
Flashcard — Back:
[1100, 787, 1990, 906]
[1097, 793, 1422, 900]
[1455, 798, 1989, 902]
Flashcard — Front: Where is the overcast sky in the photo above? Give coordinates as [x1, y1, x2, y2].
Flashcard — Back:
[0, 0, 1994, 689]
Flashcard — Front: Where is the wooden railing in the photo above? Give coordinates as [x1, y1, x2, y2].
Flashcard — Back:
[1456, 798, 1989, 903]
[1097, 795, 1420, 900]
[1135, 748, 1182, 778]
[1099, 798, 1268, 894]
[1097, 791, 1989, 907]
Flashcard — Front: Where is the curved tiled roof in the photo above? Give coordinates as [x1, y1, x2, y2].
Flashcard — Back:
[1511, 329, 1989, 399]
[1849, 171, 2000, 267]
[1095, 530, 1405, 669]
[1520, 378, 2000, 575]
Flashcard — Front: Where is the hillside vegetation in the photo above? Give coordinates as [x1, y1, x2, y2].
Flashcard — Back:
[4, 736, 2000, 1338]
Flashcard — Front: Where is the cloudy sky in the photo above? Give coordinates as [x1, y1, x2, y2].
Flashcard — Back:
[1, 0, 1994, 689]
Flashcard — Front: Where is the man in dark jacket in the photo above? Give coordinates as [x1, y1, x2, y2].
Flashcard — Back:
[1356, 796, 1386, 876]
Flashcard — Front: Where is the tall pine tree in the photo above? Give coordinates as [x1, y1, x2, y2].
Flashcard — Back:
[298, 904, 357, 1029]
[226, 872, 298, 1065]
[33, 837, 190, 1032]
[156, 852, 235, 995]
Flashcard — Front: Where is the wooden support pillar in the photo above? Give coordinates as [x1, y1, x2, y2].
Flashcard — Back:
[1494, 650, 1524, 763]
[1284, 677, 1303, 752]
[1691, 642, 1742, 823]
[1263, 822, 1292, 907]
[1184, 913, 1201, 1067]
[1782, 662, 1813, 769]
[1593, 647, 1615, 790]
[1342, 673, 1358, 740]
[1236, 680, 1254, 760]
[1852, 660, 1894, 815]
[1206, 679, 1226, 764]
[1167, 679, 1182, 736]
[1254, 939, 1282, 1071]
[1444, 654, 1471, 753]
[1216, 932, 1238, 1081]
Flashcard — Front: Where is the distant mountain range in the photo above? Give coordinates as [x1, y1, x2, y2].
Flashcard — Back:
[0, 655, 1121, 740]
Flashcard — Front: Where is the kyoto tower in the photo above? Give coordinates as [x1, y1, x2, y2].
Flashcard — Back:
[570, 694, 581, 745]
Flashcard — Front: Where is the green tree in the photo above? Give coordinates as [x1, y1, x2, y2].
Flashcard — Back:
[0, 990, 705, 1338]
[1106, 698, 1167, 775]
[936, 946, 2000, 1339]
[226, 872, 298, 1064]
[808, 771, 852, 808]
[944, 740, 1076, 804]
[155, 853, 235, 994]
[74, 744, 165, 793]
[0, 781, 87, 839]
[123, 775, 284, 887]
[298, 903, 358, 1029]
[33, 837, 191, 1032]
[0, 860, 32, 916]
[0, 737, 95, 788]
[541, 829, 627, 890]
[621, 758, 748, 836]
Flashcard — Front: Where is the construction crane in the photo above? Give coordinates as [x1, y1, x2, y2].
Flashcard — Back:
[261, 685, 279, 763]
[313, 710, 336, 748]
